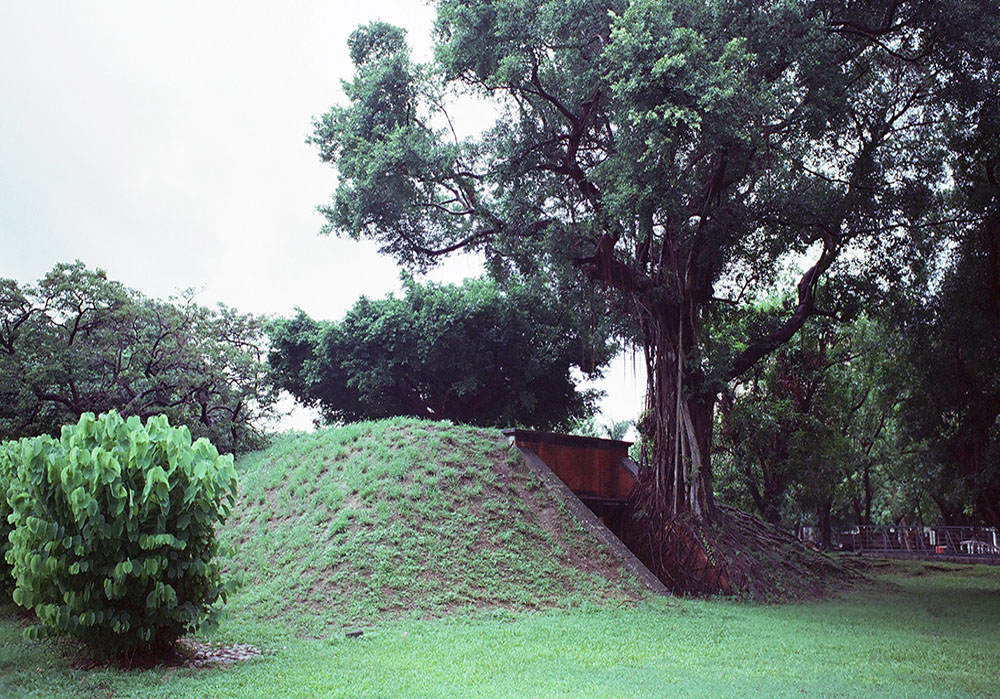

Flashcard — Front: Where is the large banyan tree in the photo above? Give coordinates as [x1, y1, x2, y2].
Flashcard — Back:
[311, 0, 999, 594]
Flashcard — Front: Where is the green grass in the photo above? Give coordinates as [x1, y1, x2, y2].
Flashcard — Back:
[219, 418, 643, 636]
[2, 560, 998, 697]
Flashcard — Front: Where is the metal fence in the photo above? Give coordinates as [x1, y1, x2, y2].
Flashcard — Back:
[839, 525, 1000, 557]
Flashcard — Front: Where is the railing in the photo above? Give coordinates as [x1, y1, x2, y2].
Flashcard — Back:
[840, 525, 1000, 557]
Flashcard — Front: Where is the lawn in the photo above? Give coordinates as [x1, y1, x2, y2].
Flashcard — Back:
[2, 560, 997, 698]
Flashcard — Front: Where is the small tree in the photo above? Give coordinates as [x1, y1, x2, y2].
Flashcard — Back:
[5, 411, 237, 660]
[0, 441, 17, 598]
[717, 312, 906, 543]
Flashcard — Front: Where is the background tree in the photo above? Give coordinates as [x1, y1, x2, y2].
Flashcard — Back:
[901, 213, 1000, 529]
[717, 312, 907, 546]
[268, 276, 612, 429]
[0, 262, 275, 454]
[570, 416, 635, 441]
[311, 1, 996, 593]
[893, 5, 1000, 530]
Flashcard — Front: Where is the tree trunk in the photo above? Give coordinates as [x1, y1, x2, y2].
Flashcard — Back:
[817, 501, 833, 550]
[863, 460, 872, 525]
[607, 230, 840, 594]
[640, 299, 717, 523]
[622, 296, 728, 595]
[618, 289, 856, 597]
[760, 465, 786, 528]
[851, 497, 862, 528]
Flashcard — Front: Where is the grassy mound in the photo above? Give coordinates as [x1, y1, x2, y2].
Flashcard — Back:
[220, 418, 644, 636]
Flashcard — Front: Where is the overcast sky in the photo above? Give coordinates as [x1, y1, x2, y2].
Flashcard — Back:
[0, 1, 643, 430]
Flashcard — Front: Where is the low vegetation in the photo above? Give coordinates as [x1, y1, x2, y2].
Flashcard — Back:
[0, 442, 16, 598]
[2, 421, 998, 695]
[219, 418, 643, 636]
[3, 411, 237, 660]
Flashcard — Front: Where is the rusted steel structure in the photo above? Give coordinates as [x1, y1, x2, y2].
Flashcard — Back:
[503, 429, 638, 536]
[504, 428, 668, 594]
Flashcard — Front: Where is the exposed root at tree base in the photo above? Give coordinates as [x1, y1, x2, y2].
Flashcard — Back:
[622, 503, 862, 601]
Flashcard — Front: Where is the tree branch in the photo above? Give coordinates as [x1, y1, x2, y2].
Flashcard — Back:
[728, 242, 838, 380]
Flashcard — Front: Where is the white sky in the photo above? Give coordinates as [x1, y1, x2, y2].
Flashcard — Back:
[0, 1, 643, 432]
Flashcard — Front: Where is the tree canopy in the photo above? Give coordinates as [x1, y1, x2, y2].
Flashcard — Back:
[268, 277, 611, 429]
[901, 221, 1000, 529]
[0, 262, 275, 454]
[312, 0, 1000, 592]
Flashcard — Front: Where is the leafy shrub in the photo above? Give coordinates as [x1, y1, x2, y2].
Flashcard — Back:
[0, 440, 19, 598]
[5, 411, 238, 658]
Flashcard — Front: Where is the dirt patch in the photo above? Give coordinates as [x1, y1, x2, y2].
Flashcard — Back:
[172, 640, 264, 668]
[69, 639, 264, 671]
[924, 564, 961, 572]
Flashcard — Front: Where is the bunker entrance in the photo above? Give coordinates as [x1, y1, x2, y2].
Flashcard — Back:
[504, 429, 667, 594]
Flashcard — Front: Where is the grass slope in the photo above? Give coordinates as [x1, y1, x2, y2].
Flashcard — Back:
[219, 418, 644, 636]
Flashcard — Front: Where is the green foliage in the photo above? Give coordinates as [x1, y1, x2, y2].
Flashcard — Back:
[0, 261, 275, 454]
[569, 416, 633, 441]
[901, 227, 1000, 528]
[312, 0, 1000, 525]
[716, 312, 910, 540]
[269, 277, 612, 429]
[0, 441, 18, 598]
[872, 4, 1000, 530]
[4, 411, 237, 657]
[310, 22, 479, 268]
